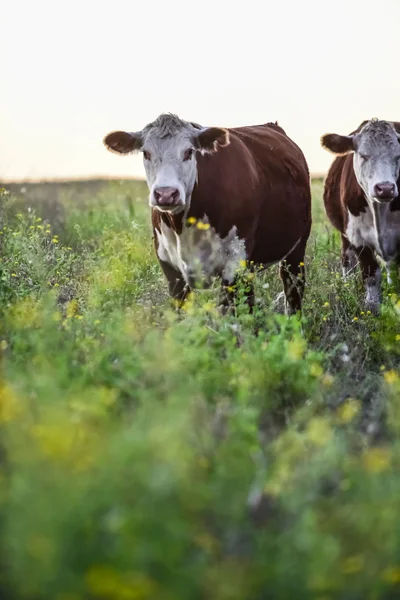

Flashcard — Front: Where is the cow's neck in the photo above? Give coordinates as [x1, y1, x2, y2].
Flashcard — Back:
[363, 197, 400, 262]
[368, 200, 389, 256]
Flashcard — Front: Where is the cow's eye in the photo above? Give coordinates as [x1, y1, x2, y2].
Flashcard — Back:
[183, 148, 194, 161]
[143, 150, 151, 161]
[359, 154, 370, 161]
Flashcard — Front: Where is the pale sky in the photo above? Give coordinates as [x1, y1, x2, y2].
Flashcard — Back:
[2, 0, 400, 181]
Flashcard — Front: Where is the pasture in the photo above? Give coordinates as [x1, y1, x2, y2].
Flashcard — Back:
[1, 178, 400, 599]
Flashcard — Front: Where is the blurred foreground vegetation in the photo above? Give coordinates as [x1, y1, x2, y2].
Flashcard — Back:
[1, 179, 400, 599]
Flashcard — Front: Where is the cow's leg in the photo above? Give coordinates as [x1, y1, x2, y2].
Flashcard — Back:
[159, 259, 189, 305]
[341, 234, 357, 278]
[279, 238, 307, 316]
[353, 246, 381, 313]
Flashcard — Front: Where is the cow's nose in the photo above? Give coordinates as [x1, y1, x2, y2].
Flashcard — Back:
[374, 182, 396, 200]
[153, 187, 180, 206]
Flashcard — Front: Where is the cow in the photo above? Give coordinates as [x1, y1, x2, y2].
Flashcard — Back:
[321, 118, 400, 312]
[104, 114, 312, 314]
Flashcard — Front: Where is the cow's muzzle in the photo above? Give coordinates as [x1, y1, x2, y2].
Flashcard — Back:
[373, 182, 398, 202]
[152, 187, 183, 211]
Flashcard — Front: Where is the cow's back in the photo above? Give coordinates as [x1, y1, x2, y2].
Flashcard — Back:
[192, 123, 311, 264]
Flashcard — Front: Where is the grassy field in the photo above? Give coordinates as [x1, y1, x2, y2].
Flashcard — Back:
[1, 178, 400, 599]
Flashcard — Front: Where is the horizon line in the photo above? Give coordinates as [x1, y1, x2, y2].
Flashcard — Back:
[1, 172, 327, 185]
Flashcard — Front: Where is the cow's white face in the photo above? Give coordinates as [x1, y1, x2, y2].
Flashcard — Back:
[322, 119, 400, 204]
[104, 114, 230, 214]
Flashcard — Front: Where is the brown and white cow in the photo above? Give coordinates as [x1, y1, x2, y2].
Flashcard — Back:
[322, 119, 400, 312]
[104, 114, 311, 314]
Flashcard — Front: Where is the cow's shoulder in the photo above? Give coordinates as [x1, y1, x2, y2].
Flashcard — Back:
[324, 154, 368, 232]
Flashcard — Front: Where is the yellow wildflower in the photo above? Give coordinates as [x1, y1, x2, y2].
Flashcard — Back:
[35, 217, 42, 222]
[287, 338, 306, 361]
[196, 221, 210, 230]
[363, 447, 391, 473]
[337, 398, 361, 424]
[187, 216, 196, 224]
[353, 316, 359, 322]
[66, 299, 78, 318]
[52, 238, 59, 244]
[11, 273, 17, 277]
[94, 319, 101, 325]
[33, 423, 75, 459]
[322, 373, 334, 387]
[310, 363, 323, 378]
[85, 566, 156, 599]
[342, 555, 364, 574]
[323, 301, 329, 307]
[182, 292, 195, 314]
[239, 259, 247, 268]
[299, 261, 305, 267]
[10, 298, 41, 329]
[264, 464, 292, 496]
[367, 310, 371, 315]
[0, 384, 22, 423]
[382, 566, 400, 583]
[202, 301, 216, 313]
[37, 225, 44, 230]
[307, 417, 333, 446]
[384, 370, 398, 384]
[396, 334, 400, 341]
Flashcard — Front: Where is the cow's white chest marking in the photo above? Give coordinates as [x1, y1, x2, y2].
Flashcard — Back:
[155, 221, 189, 281]
[345, 204, 400, 263]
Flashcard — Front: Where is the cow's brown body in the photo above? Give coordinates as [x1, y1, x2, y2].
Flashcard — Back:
[151, 122, 312, 313]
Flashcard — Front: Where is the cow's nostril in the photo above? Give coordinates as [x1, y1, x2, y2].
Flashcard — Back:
[374, 182, 395, 199]
[153, 187, 180, 206]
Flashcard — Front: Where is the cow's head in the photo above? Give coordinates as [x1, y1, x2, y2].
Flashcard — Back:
[104, 114, 230, 214]
[321, 119, 400, 203]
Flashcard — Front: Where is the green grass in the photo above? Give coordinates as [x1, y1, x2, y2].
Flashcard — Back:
[1, 179, 400, 599]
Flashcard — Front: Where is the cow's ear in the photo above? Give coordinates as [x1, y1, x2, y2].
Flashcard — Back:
[392, 122, 400, 139]
[195, 127, 230, 153]
[321, 133, 354, 155]
[103, 130, 143, 155]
